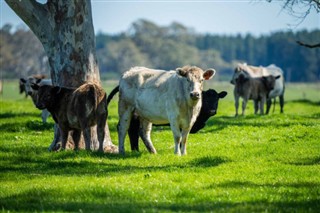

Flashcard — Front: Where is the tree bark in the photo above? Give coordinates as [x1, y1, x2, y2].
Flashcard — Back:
[5, 0, 117, 152]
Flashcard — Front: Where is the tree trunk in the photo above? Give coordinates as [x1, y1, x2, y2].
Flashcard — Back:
[5, 0, 117, 152]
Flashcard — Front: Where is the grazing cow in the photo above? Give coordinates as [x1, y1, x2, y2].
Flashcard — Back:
[231, 63, 285, 114]
[31, 82, 107, 151]
[20, 77, 52, 123]
[118, 66, 215, 155]
[107, 86, 227, 152]
[20, 74, 47, 98]
[233, 70, 280, 116]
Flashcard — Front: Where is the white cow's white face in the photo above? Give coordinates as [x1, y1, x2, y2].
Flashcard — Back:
[177, 66, 215, 102]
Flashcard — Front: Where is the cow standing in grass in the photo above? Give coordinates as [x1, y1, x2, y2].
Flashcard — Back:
[31, 82, 107, 151]
[118, 66, 215, 155]
[231, 63, 285, 114]
[107, 86, 227, 152]
[233, 70, 280, 116]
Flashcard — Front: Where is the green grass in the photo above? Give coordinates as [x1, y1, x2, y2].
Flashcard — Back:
[0, 80, 320, 212]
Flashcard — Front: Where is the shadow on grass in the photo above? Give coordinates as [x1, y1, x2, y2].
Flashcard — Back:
[0, 144, 229, 177]
[207, 180, 320, 189]
[0, 120, 53, 132]
[0, 111, 40, 119]
[289, 99, 320, 106]
[0, 186, 319, 212]
[285, 156, 320, 166]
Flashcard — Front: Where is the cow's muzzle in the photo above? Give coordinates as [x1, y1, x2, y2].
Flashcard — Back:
[190, 92, 200, 100]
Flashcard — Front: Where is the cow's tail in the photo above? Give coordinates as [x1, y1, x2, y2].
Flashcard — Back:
[107, 85, 119, 106]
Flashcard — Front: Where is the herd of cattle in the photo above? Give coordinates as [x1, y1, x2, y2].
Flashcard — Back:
[19, 63, 285, 155]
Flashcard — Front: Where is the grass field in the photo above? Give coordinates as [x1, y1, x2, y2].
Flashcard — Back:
[0, 80, 319, 212]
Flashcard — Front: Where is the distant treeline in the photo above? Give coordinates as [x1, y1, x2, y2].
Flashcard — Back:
[1, 19, 319, 82]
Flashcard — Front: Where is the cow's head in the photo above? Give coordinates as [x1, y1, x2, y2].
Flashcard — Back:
[262, 75, 281, 93]
[20, 77, 42, 96]
[31, 84, 59, 110]
[235, 72, 250, 85]
[202, 89, 228, 116]
[176, 66, 215, 102]
[231, 64, 250, 84]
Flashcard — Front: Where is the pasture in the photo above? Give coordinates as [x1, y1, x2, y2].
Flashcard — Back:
[0, 80, 319, 212]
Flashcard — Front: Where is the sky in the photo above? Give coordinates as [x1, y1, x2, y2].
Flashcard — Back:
[0, 0, 319, 36]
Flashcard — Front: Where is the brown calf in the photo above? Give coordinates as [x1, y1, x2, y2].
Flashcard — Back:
[31, 82, 107, 151]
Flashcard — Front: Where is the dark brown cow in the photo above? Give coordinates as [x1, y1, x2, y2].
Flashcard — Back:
[31, 82, 107, 151]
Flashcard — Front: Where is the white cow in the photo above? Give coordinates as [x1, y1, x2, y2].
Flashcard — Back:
[20, 77, 52, 123]
[118, 66, 215, 155]
[231, 63, 285, 114]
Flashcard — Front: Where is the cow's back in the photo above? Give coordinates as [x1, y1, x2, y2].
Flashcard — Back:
[119, 67, 191, 124]
[68, 83, 107, 128]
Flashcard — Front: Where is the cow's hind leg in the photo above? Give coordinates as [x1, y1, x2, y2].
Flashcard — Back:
[83, 128, 92, 150]
[60, 128, 69, 150]
[279, 94, 284, 113]
[97, 114, 107, 152]
[72, 130, 81, 151]
[139, 119, 157, 154]
[118, 103, 134, 155]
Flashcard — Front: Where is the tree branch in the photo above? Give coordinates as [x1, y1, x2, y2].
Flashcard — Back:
[296, 41, 320, 48]
[5, 0, 51, 37]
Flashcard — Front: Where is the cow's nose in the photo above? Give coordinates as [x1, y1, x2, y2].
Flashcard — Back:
[28, 91, 33, 95]
[190, 92, 200, 100]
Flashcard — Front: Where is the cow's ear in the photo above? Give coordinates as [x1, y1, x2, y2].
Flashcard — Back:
[219, 91, 228, 99]
[176, 67, 188, 77]
[20, 78, 26, 83]
[275, 75, 281, 79]
[31, 83, 39, 90]
[36, 78, 42, 84]
[203, 69, 215, 80]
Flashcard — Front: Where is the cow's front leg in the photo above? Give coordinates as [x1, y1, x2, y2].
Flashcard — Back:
[234, 89, 239, 117]
[170, 121, 182, 155]
[128, 114, 140, 152]
[260, 97, 266, 115]
[41, 109, 50, 123]
[60, 127, 69, 150]
[180, 129, 189, 155]
[242, 99, 247, 116]
[139, 119, 157, 154]
[48, 123, 60, 151]
[254, 100, 259, 114]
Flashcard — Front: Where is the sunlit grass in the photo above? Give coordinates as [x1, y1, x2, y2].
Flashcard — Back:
[0, 80, 319, 212]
